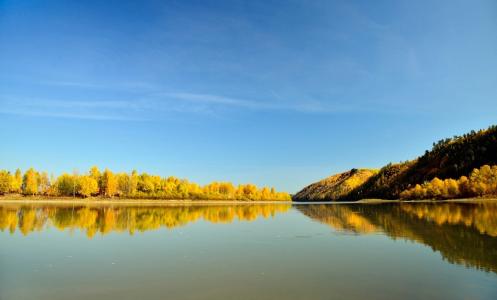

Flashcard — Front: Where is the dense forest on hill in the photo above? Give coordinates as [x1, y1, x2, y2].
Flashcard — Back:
[0, 167, 290, 201]
[294, 125, 497, 201]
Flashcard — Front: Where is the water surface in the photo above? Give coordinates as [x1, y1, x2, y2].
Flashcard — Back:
[1, 201, 496, 299]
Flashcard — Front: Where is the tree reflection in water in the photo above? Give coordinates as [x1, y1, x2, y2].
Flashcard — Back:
[2, 201, 496, 274]
[297, 202, 497, 273]
[0, 204, 291, 238]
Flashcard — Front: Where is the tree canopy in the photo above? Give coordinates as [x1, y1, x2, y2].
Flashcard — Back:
[400, 165, 497, 200]
[0, 166, 291, 201]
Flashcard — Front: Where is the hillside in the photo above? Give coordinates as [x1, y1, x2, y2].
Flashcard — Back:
[293, 169, 378, 201]
[294, 125, 497, 201]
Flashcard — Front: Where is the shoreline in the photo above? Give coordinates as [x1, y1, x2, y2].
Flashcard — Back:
[0, 196, 292, 206]
[293, 198, 497, 204]
[1, 196, 496, 206]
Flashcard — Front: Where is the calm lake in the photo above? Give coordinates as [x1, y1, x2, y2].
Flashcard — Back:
[1, 201, 496, 300]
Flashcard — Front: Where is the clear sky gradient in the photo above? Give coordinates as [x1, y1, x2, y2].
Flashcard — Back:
[1, 0, 496, 193]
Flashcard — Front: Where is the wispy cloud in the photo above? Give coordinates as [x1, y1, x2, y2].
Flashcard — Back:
[161, 92, 360, 113]
[0, 96, 146, 121]
[0, 88, 402, 122]
[4, 65, 407, 119]
[163, 92, 273, 109]
[31, 99, 134, 109]
[39, 80, 159, 91]
[0, 109, 143, 121]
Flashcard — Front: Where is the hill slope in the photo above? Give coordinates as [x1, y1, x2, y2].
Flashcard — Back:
[294, 125, 497, 201]
[293, 169, 377, 201]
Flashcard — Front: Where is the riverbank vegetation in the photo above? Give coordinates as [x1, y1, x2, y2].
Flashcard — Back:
[0, 167, 291, 201]
[400, 165, 497, 200]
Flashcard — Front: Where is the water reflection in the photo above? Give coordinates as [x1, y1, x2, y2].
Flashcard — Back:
[1, 201, 496, 274]
[0, 204, 291, 238]
[297, 202, 497, 273]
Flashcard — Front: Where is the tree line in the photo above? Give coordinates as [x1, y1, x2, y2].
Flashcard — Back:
[0, 166, 291, 201]
[400, 165, 497, 200]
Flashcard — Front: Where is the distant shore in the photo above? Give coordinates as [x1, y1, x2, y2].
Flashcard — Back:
[294, 198, 497, 203]
[358, 198, 497, 203]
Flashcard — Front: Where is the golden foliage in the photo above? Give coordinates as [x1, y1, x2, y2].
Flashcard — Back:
[0, 166, 291, 201]
[78, 176, 99, 197]
[22, 168, 38, 195]
[0, 170, 11, 194]
[101, 169, 117, 197]
[400, 165, 497, 200]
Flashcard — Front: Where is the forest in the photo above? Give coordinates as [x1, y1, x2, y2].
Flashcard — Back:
[294, 125, 497, 201]
[348, 125, 497, 200]
[400, 165, 497, 200]
[0, 167, 291, 201]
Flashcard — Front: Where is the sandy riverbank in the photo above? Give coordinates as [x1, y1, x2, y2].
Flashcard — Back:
[0, 196, 292, 206]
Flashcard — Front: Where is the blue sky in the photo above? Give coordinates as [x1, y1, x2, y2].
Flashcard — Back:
[1, 0, 496, 193]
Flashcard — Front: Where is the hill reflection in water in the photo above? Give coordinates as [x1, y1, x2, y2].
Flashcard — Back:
[297, 201, 497, 273]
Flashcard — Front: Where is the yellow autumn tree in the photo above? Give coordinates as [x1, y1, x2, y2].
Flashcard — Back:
[0, 170, 11, 194]
[22, 168, 38, 195]
[116, 173, 131, 196]
[101, 169, 117, 197]
[10, 169, 22, 193]
[78, 176, 99, 198]
[89, 166, 101, 190]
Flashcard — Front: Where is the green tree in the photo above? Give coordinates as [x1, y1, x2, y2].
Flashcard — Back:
[56, 173, 77, 196]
